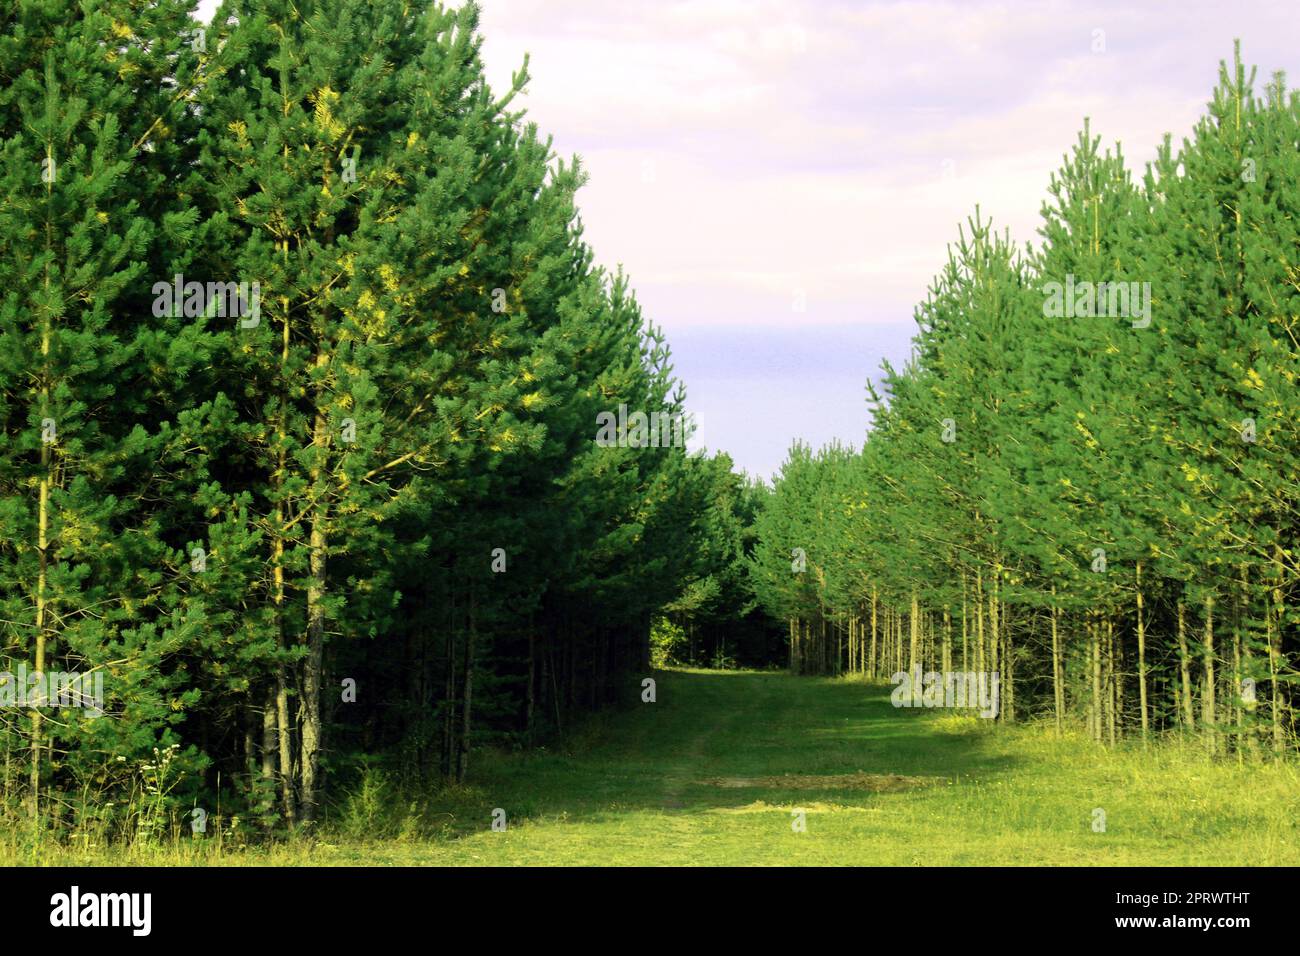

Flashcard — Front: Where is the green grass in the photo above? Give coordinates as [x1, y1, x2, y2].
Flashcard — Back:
[9, 668, 1300, 865]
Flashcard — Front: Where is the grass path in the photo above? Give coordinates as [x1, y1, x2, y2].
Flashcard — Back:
[13, 668, 1298, 865]
[323, 668, 1299, 866]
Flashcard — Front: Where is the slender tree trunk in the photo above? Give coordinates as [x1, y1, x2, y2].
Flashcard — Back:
[1106, 616, 1117, 746]
[1177, 601, 1194, 731]
[987, 572, 1000, 719]
[1002, 597, 1013, 721]
[1232, 608, 1242, 762]
[457, 591, 476, 782]
[271, 283, 296, 826]
[870, 586, 878, 677]
[1203, 596, 1216, 756]
[526, 626, 536, 742]
[271, 511, 296, 826]
[298, 401, 330, 825]
[275, 662, 295, 825]
[30, 427, 51, 818]
[1050, 586, 1063, 733]
[897, 607, 903, 674]
[1270, 550, 1286, 755]
[30, 145, 57, 823]
[1136, 562, 1148, 740]
[909, 589, 920, 675]
[261, 689, 277, 780]
[795, 616, 806, 676]
[442, 599, 457, 778]
[838, 616, 843, 675]
[1115, 618, 1125, 735]
[1091, 614, 1102, 743]
[942, 605, 952, 675]
[243, 717, 257, 780]
[961, 572, 969, 674]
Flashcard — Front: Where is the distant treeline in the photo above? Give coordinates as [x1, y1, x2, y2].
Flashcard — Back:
[749, 45, 1299, 755]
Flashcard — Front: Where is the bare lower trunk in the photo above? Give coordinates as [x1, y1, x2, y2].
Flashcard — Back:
[442, 603, 457, 778]
[526, 626, 536, 742]
[457, 593, 476, 782]
[1136, 563, 1148, 739]
[1203, 596, 1216, 756]
[869, 585, 878, 676]
[276, 662, 295, 825]
[961, 573, 969, 673]
[1090, 615, 1102, 743]
[30, 168, 55, 823]
[1050, 586, 1063, 733]
[1270, 550, 1286, 754]
[788, 618, 795, 674]
[272, 289, 296, 826]
[942, 605, 951, 675]
[261, 688, 276, 779]
[30, 449, 50, 817]
[298, 374, 331, 822]
[987, 572, 1000, 718]
[1106, 616, 1117, 746]
[273, 518, 296, 827]
[299, 509, 327, 823]
[1177, 601, 1194, 731]
[908, 589, 919, 674]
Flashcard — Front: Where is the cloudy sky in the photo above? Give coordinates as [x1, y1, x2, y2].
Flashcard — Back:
[196, 0, 1299, 479]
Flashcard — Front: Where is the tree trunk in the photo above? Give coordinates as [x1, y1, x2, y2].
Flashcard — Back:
[298, 403, 330, 825]
[272, 512, 296, 826]
[1232, 607, 1242, 762]
[961, 572, 969, 674]
[909, 589, 920, 675]
[1091, 614, 1102, 743]
[457, 592, 476, 782]
[1203, 595, 1216, 756]
[869, 586, 878, 677]
[30, 162, 56, 823]
[30, 431, 51, 818]
[261, 688, 276, 780]
[442, 600, 457, 778]
[1002, 598, 1013, 721]
[988, 572, 1000, 719]
[1136, 562, 1148, 739]
[1177, 601, 1195, 731]
[942, 605, 952, 675]
[526, 625, 536, 742]
[1106, 616, 1117, 746]
[272, 285, 296, 826]
[1270, 549, 1286, 755]
[1050, 586, 1063, 733]
[276, 663, 295, 825]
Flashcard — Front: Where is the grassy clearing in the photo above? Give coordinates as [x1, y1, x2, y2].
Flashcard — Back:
[7, 668, 1298, 865]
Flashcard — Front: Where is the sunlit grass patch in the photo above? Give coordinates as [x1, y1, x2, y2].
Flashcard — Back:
[927, 713, 992, 735]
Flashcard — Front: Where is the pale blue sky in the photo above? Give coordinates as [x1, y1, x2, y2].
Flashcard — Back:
[196, 0, 1300, 479]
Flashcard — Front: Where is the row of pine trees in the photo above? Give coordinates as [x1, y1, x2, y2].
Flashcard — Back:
[0, 0, 758, 838]
[750, 45, 1298, 756]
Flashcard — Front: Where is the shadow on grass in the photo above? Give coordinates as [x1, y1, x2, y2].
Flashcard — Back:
[416, 668, 1025, 841]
